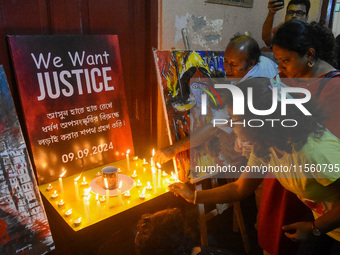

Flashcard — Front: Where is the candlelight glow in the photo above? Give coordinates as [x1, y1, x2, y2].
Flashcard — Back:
[118, 180, 123, 189]
[65, 209, 72, 216]
[60, 170, 67, 178]
[141, 187, 146, 197]
[96, 193, 99, 200]
[84, 188, 91, 196]
[152, 148, 155, 156]
[74, 175, 81, 182]
[126, 149, 130, 154]
[104, 178, 109, 189]
[157, 163, 161, 169]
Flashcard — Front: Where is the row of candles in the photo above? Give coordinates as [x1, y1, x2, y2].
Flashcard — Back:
[47, 150, 179, 227]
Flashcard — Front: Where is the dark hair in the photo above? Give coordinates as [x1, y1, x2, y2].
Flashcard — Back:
[272, 20, 335, 66]
[135, 208, 193, 255]
[225, 77, 325, 162]
[230, 35, 261, 65]
[287, 0, 311, 15]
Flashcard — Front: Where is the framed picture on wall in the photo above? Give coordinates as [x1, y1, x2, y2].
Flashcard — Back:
[205, 0, 253, 8]
[335, 3, 340, 12]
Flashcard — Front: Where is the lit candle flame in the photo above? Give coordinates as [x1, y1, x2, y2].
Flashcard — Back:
[126, 149, 130, 154]
[104, 178, 108, 189]
[66, 209, 72, 214]
[83, 176, 86, 182]
[151, 167, 155, 174]
[118, 180, 122, 189]
[74, 175, 81, 182]
[141, 187, 146, 196]
[60, 170, 67, 178]
[96, 193, 99, 200]
[157, 163, 161, 169]
[152, 148, 155, 156]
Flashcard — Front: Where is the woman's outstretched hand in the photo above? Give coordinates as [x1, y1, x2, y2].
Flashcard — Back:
[168, 182, 195, 203]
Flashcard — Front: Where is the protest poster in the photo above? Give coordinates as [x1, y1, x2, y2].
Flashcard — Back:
[8, 35, 133, 184]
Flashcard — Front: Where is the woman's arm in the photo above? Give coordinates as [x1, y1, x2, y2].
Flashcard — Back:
[168, 171, 263, 204]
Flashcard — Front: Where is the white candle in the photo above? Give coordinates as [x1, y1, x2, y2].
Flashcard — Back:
[132, 170, 137, 178]
[74, 175, 81, 200]
[84, 194, 91, 223]
[139, 187, 146, 199]
[74, 217, 82, 226]
[104, 178, 110, 210]
[162, 171, 168, 177]
[157, 163, 161, 188]
[65, 209, 72, 217]
[81, 176, 88, 186]
[51, 190, 59, 199]
[96, 194, 103, 217]
[59, 170, 66, 193]
[126, 149, 130, 171]
[100, 196, 106, 203]
[117, 181, 123, 205]
[146, 181, 152, 190]
[136, 179, 142, 187]
[124, 190, 131, 197]
[152, 167, 157, 194]
[46, 184, 53, 191]
[58, 199, 65, 207]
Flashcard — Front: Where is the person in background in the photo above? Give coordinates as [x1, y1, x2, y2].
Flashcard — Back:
[154, 35, 278, 165]
[169, 77, 340, 255]
[262, 0, 310, 48]
[135, 208, 236, 255]
[256, 19, 340, 255]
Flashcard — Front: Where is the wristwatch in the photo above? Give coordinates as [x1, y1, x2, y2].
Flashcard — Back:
[312, 221, 321, 236]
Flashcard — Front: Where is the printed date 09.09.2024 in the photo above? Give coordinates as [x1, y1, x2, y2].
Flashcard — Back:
[61, 142, 114, 163]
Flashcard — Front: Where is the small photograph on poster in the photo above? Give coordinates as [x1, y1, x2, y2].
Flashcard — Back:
[0, 66, 54, 254]
[153, 50, 242, 182]
[8, 35, 134, 184]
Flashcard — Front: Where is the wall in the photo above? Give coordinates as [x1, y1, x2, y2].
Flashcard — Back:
[160, 0, 322, 51]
